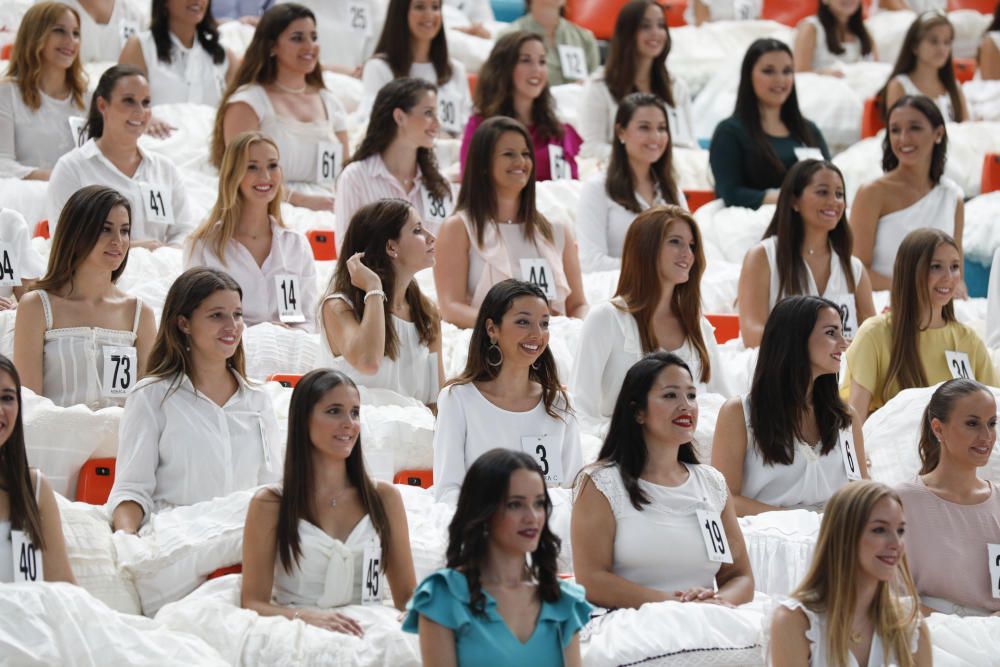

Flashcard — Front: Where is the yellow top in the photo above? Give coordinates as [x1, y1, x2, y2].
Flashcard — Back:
[841, 312, 997, 411]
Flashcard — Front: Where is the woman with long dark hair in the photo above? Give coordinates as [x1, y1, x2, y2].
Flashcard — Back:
[405, 448, 590, 665]
[709, 38, 830, 209]
[713, 296, 868, 517]
[505, 0, 599, 87]
[572, 352, 754, 608]
[793, 0, 875, 76]
[979, 3, 1000, 80]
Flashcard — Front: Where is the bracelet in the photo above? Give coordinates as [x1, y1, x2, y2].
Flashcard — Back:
[364, 289, 386, 303]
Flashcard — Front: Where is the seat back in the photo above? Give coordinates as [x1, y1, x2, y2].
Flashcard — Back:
[705, 313, 740, 344]
[306, 229, 336, 261]
[565, 0, 634, 41]
[983, 153, 1000, 195]
[267, 373, 303, 388]
[76, 458, 116, 505]
[761, 0, 818, 26]
[683, 189, 715, 212]
[393, 469, 433, 489]
[861, 97, 884, 139]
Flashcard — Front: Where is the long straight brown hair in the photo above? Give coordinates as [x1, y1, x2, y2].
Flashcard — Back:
[883, 229, 958, 403]
[613, 206, 710, 383]
[6, 2, 87, 111]
[372, 0, 453, 85]
[606, 92, 681, 213]
[0, 356, 45, 549]
[603, 0, 674, 106]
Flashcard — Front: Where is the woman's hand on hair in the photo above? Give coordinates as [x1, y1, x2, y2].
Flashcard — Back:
[346, 252, 383, 293]
[296, 609, 365, 636]
[145, 117, 177, 139]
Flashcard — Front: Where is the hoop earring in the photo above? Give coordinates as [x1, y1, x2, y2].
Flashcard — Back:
[530, 360, 540, 371]
[487, 341, 503, 367]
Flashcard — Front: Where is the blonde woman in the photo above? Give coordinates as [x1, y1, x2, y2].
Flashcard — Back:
[770, 481, 932, 666]
[185, 131, 317, 331]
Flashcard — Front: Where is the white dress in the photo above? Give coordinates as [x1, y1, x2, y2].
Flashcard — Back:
[318, 293, 440, 404]
[683, 0, 762, 24]
[894, 74, 956, 122]
[578, 462, 728, 593]
[277, 0, 384, 71]
[37, 289, 141, 410]
[432, 382, 583, 505]
[871, 177, 962, 278]
[0, 209, 46, 300]
[0, 81, 85, 179]
[62, 0, 148, 64]
[777, 598, 920, 666]
[0, 471, 41, 583]
[579, 69, 696, 160]
[799, 16, 866, 73]
[136, 30, 228, 106]
[226, 84, 347, 193]
[571, 298, 732, 422]
[358, 58, 472, 137]
[740, 396, 850, 510]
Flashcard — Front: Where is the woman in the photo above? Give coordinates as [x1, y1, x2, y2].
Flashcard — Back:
[879, 11, 969, 123]
[896, 379, 1000, 616]
[580, 0, 695, 160]
[319, 199, 443, 406]
[12, 185, 156, 410]
[770, 481, 932, 666]
[360, 0, 472, 137]
[0, 209, 46, 309]
[433, 280, 583, 506]
[119, 0, 237, 106]
[793, 0, 876, 75]
[212, 3, 349, 213]
[979, 4, 1000, 81]
[572, 206, 730, 425]
[850, 95, 963, 291]
[335, 78, 452, 247]
[709, 38, 831, 209]
[843, 228, 996, 418]
[107, 267, 282, 533]
[739, 159, 874, 347]
[460, 30, 583, 183]
[435, 117, 587, 328]
[405, 448, 591, 665]
[576, 93, 686, 272]
[713, 296, 869, 517]
[572, 352, 755, 608]
[0, 354, 75, 584]
[47, 65, 194, 248]
[0, 2, 87, 181]
[60, 0, 147, 64]
[505, 0, 599, 87]
[186, 131, 318, 331]
[242, 369, 416, 627]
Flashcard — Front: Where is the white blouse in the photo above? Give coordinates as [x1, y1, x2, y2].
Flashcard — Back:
[571, 298, 733, 422]
[578, 462, 728, 593]
[0, 81, 85, 179]
[683, 0, 761, 24]
[358, 58, 472, 137]
[318, 293, 439, 404]
[184, 219, 318, 331]
[432, 382, 583, 505]
[0, 209, 46, 300]
[136, 30, 228, 106]
[62, 0, 148, 64]
[871, 177, 962, 278]
[281, 0, 384, 71]
[578, 69, 696, 161]
[799, 16, 866, 73]
[0, 470, 41, 584]
[47, 138, 194, 245]
[107, 371, 282, 523]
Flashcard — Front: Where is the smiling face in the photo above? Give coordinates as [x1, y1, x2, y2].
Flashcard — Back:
[635, 3, 668, 60]
[488, 467, 548, 555]
[914, 23, 953, 70]
[925, 242, 961, 310]
[512, 38, 548, 102]
[637, 364, 698, 446]
[490, 130, 533, 193]
[0, 370, 18, 450]
[408, 0, 442, 43]
[98, 74, 151, 139]
[82, 204, 130, 274]
[485, 294, 550, 369]
[931, 389, 997, 469]
[857, 496, 906, 582]
[618, 104, 670, 169]
[238, 141, 282, 205]
[309, 382, 362, 461]
[657, 219, 695, 286]
[826, 0, 861, 23]
[388, 208, 436, 274]
[41, 9, 80, 70]
[750, 49, 794, 110]
[179, 289, 245, 364]
[795, 168, 846, 234]
[808, 307, 848, 378]
[166, 0, 207, 28]
[395, 89, 439, 149]
[272, 17, 319, 76]
[888, 105, 943, 167]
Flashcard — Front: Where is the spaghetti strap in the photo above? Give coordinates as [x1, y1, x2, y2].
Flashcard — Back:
[37, 290, 53, 331]
[131, 297, 143, 334]
[31, 469, 42, 503]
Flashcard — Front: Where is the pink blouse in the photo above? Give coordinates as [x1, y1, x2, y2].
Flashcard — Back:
[459, 114, 582, 182]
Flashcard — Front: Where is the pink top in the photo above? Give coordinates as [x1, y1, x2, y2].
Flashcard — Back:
[895, 476, 1000, 615]
[459, 114, 582, 182]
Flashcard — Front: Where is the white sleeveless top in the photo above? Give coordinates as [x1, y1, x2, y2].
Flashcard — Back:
[871, 177, 962, 278]
[273, 515, 378, 608]
[894, 74, 956, 122]
[62, 0, 147, 64]
[740, 396, 850, 510]
[777, 598, 919, 667]
[318, 293, 439, 404]
[38, 290, 142, 410]
[578, 462, 728, 593]
[137, 30, 228, 106]
[0, 471, 42, 583]
[801, 16, 866, 72]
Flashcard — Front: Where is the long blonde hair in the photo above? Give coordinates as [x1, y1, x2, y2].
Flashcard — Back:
[792, 481, 920, 667]
[6, 2, 86, 111]
[189, 131, 286, 264]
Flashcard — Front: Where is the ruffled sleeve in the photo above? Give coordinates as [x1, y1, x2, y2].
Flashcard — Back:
[694, 464, 730, 513]
[778, 598, 822, 655]
[539, 580, 593, 648]
[402, 569, 473, 635]
[574, 464, 626, 518]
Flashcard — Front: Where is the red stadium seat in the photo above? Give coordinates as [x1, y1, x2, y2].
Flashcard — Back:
[393, 469, 433, 488]
[861, 97, 884, 139]
[267, 373, 303, 388]
[306, 229, 336, 261]
[33, 220, 49, 239]
[467, 72, 478, 97]
[952, 57, 976, 84]
[208, 564, 243, 579]
[947, 0, 995, 12]
[663, 0, 687, 27]
[761, 0, 817, 27]
[683, 189, 715, 212]
[565, 0, 633, 41]
[1, 44, 11, 61]
[705, 313, 740, 344]
[76, 458, 116, 505]
[983, 153, 1000, 194]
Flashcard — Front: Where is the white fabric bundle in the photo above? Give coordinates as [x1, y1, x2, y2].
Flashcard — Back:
[961, 192, 1000, 266]
[738, 510, 820, 597]
[926, 613, 1000, 666]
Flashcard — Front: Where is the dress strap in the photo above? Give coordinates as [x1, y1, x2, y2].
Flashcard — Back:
[131, 297, 143, 334]
[31, 469, 43, 503]
[37, 290, 53, 331]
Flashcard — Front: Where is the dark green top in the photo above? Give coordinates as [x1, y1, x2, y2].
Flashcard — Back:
[709, 115, 831, 209]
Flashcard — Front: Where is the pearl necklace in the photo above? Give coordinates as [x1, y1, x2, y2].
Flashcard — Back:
[273, 80, 307, 94]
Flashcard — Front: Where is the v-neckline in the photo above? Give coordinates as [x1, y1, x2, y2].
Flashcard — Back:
[481, 586, 544, 646]
[306, 514, 368, 545]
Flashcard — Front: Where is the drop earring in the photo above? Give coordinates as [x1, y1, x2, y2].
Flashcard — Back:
[487, 339, 503, 367]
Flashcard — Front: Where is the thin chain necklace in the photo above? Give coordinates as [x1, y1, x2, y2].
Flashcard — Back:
[325, 489, 349, 508]
[273, 80, 307, 94]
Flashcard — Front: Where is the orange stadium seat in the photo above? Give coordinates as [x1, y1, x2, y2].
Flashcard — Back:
[683, 189, 715, 212]
[393, 469, 433, 488]
[983, 153, 1000, 194]
[947, 0, 995, 11]
[306, 229, 336, 261]
[208, 564, 243, 579]
[33, 220, 49, 239]
[705, 313, 740, 344]
[1, 44, 11, 61]
[952, 57, 976, 84]
[565, 0, 632, 41]
[467, 72, 478, 97]
[663, 0, 687, 27]
[267, 373, 303, 388]
[761, 0, 817, 27]
[861, 97, 884, 139]
[76, 458, 116, 505]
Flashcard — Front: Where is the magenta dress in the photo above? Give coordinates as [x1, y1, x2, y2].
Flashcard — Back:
[460, 114, 583, 182]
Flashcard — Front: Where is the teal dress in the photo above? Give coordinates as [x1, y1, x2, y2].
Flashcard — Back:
[402, 568, 592, 666]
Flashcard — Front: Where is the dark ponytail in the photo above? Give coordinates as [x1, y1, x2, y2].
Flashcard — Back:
[918, 378, 993, 474]
[85, 65, 146, 139]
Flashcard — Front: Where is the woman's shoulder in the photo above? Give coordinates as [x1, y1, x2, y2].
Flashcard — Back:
[937, 176, 964, 199]
[945, 318, 986, 344]
[854, 310, 891, 338]
[712, 115, 747, 139]
[403, 567, 474, 628]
